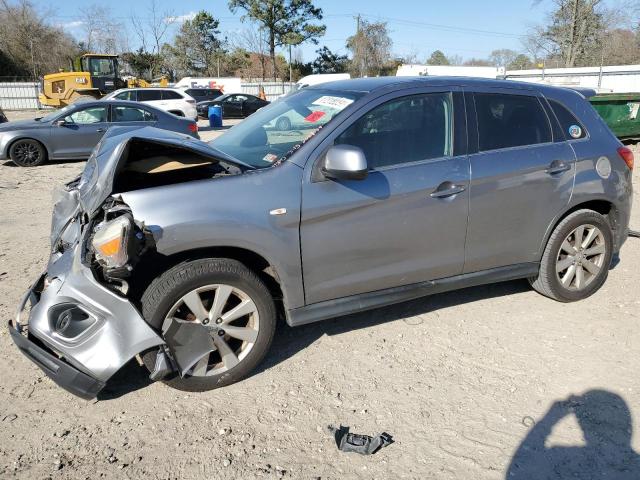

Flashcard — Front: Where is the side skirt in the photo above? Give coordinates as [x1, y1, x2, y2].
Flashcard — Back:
[286, 263, 539, 327]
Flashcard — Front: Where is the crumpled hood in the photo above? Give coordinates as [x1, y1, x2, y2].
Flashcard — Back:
[50, 126, 249, 249]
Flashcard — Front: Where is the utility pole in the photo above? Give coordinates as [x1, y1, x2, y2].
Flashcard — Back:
[289, 44, 292, 83]
[355, 14, 364, 78]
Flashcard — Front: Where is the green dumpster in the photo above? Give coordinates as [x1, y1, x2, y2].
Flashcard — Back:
[590, 93, 640, 140]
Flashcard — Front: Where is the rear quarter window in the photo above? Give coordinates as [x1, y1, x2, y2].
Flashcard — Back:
[474, 93, 552, 151]
[548, 99, 587, 140]
[162, 90, 184, 100]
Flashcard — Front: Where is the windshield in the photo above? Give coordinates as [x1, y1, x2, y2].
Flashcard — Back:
[40, 105, 73, 122]
[88, 58, 116, 76]
[210, 89, 362, 168]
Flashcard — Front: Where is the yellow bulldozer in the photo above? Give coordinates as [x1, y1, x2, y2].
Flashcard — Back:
[39, 53, 168, 107]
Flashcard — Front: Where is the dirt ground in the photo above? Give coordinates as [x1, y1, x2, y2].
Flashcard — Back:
[0, 110, 639, 479]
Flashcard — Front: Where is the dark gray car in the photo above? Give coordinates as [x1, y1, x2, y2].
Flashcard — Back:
[10, 77, 633, 399]
[0, 100, 199, 167]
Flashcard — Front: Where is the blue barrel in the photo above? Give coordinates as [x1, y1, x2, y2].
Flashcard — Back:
[208, 105, 223, 128]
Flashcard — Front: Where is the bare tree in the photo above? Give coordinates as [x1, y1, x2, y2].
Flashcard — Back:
[0, 0, 78, 78]
[129, 0, 174, 77]
[539, 0, 606, 67]
[234, 27, 269, 80]
[79, 5, 127, 54]
[346, 19, 392, 77]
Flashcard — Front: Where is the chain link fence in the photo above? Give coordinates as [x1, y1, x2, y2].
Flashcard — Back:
[0, 78, 42, 110]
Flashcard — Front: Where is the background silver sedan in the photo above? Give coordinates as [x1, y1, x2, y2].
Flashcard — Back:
[0, 100, 199, 167]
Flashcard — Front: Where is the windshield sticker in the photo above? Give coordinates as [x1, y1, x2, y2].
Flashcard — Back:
[305, 111, 326, 122]
[568, 125, 582, 139]
[263, 153, 279, 163]
[312, 96, 354, 110]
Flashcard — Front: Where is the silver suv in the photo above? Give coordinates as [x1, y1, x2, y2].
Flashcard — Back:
[10, 77, 633, 398]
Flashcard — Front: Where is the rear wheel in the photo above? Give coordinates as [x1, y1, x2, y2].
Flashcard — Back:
[9, 139, 47, 167]
[276, 116, 291, 131]
[530, 209, 613, 302]
[141, 258, 276, 391]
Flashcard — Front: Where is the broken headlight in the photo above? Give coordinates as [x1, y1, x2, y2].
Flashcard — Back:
[91, 214, 134, 269]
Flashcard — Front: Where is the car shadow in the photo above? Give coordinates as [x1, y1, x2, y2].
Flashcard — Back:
[506, 390, 640, 479]
[98, 359, 153, 401]
[252, 278, 531, 376]
[198, 124, 232, 133]
[1, 158, 85, 167]
[103, 279, 530, 399]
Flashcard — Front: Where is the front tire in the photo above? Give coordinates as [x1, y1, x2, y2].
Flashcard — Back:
[141, 258, 276, 391]
[9, 139, 47, 167]
[530, 209, 613, 302]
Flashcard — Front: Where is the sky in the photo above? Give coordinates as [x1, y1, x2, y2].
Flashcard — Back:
[41, 0, 625, 63]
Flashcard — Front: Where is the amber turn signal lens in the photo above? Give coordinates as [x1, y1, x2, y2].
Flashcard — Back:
[97, 237, 121, 257]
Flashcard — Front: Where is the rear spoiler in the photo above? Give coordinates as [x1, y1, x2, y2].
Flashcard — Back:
[565, 87, 597, 99]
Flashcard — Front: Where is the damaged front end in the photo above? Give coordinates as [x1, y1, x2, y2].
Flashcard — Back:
[10, 126, 247, 399]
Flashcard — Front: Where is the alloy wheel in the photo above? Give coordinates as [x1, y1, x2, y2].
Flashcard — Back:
[555, 224, 606, 291]
[13, 142, 42, 166]
[161, 284, 260, 377]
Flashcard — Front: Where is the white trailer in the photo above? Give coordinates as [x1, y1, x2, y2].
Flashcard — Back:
[174, 77, 243, 94]
[504, 65, 640, 93]
[396, 64, 505, 78]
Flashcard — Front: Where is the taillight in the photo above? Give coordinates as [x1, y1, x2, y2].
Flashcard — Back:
[617, 146, 634, 170]
[188, 123, 198, 133]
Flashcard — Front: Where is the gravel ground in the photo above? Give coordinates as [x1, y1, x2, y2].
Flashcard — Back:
[0, 110, 639, 479]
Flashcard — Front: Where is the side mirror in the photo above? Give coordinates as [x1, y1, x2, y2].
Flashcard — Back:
[54, 119, 67, 127]
[322, 145, 368, 181]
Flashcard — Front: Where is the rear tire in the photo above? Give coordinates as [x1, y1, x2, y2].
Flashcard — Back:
[140, 258, 276, 392]
[276, 116, 291, 131]
[529, 209, 613, 302]
[9, 139, 47, 167]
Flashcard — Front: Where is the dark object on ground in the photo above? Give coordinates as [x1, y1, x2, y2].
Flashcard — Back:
[629, 230, 640, 238]
[328, 425, 394, 455]
[0, 107, 7, 123]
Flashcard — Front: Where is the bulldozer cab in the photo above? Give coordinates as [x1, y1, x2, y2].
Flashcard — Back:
[80, 54, 122, 94]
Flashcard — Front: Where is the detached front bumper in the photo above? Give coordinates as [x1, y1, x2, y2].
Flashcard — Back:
[9, 243, 164, 399]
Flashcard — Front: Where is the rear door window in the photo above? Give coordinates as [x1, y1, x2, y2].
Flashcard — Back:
[548, 99, 587, 139]
[162, 90, 184, 100]
[112, 106, 155, 122]
[115, 90, 136, 101]
[137, 90, 162, 101]
[474, 93, 552, 151]
[335, 92, 453, 169]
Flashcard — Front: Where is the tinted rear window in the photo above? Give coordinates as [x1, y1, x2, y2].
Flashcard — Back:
[162, 90, 184, 100]
[187, 89, 221, 98]
[548, 99, 586, 139]
[474, 93, 552, 151]
[137, 90, 162, 101]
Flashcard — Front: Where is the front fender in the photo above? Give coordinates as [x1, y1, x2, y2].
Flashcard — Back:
[0, 131, 51, 160]
[120, 161, 305, 309]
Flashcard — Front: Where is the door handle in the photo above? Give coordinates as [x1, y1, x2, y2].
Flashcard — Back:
[545, 161, 571, 175]
[430, 182, 467, 199]
[96, 128, 106, 133]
